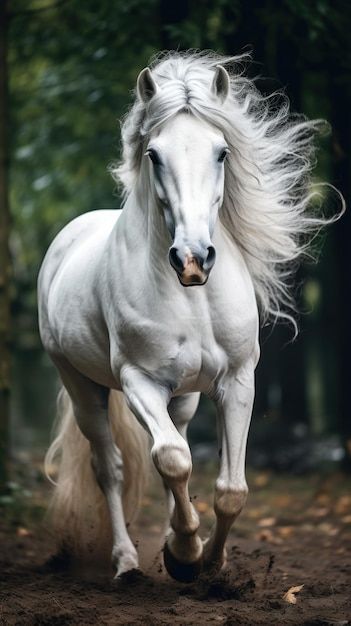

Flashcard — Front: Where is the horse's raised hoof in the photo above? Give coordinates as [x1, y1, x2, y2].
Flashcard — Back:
[163, 542, 202, 583]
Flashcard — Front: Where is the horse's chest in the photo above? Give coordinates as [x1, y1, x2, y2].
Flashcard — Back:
[116, 313, 242, 394]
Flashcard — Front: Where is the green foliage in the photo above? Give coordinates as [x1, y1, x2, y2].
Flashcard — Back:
[7, 0, 349, 348]
[9, 0, 159, 340]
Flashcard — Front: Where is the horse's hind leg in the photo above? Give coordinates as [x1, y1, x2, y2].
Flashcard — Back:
[51, 356, 139, 577]
[203, 360, 255, 573]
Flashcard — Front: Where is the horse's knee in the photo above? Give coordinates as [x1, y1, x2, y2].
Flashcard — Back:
[214, 483, 248, 519]
[152, 441, 192, 483]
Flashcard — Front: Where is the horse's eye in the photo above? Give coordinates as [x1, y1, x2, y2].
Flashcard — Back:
[146, 149, 161, 166]
[218, 148, 230, 163]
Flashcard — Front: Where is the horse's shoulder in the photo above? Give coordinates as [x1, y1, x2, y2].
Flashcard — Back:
[39, 210, 121, 288]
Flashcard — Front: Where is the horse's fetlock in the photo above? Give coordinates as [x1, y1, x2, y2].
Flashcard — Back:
[214, 484, 248, 518]
[171, 506, 200, 535]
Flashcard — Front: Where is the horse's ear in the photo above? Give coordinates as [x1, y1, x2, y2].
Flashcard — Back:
[137, 67, 159, 103]
[212, 65, 230, 103]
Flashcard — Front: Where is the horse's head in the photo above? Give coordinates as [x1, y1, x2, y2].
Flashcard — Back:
[138, 66, 230, 286]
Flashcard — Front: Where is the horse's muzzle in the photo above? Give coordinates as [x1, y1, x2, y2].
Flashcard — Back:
[169, 246, 216, 287]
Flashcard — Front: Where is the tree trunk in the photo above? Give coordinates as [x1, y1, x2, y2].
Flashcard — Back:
[330, 71, 351, 470]
[0, 0, 11, 491]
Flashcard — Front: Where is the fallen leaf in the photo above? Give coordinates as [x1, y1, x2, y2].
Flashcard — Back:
[309, 507, 329, 518]
[277, 526, 294, 538]
[258, 517, 276, 528]
[247, 507, 266, 519]
[318, 522, 339, 536]
[283, 584, 304, 604]
[341, 515, 351, 524]
[255, 529, 282, 544]
[16, 527, 32, 537]
[335, 495, 351, 515]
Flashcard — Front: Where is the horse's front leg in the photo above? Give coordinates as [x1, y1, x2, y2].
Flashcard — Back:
[121, 366, 203, 582]
[204, 359, 255, 573]
[163, 393, 200, 518]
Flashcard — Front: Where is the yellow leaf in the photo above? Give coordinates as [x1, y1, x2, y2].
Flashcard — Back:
[283, 584, 304, 604]
[258, 517, 276, 528]
[277, 526, 294, 538]
[254, 529, 282, 544]
[16, 527, 32, 537]
[335, 495, 351, 515]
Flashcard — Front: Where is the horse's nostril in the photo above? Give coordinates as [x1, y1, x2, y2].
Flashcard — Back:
[169, 247, 184, 273]
[204, 245, 216, 271]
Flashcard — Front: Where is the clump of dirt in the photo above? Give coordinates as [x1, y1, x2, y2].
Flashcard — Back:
[180, 561, 255, 601]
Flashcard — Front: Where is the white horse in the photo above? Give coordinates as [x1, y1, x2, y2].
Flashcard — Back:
[38, 51, 339, 582]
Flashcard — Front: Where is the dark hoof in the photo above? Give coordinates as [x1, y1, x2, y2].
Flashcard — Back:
[163, 542, 202, 583]
[113, 568, 145, 585]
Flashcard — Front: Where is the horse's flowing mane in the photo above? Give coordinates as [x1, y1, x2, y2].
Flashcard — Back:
[112, 50, 343, 329]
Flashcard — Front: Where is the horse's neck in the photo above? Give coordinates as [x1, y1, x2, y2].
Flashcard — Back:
[117, 186, 171, 273]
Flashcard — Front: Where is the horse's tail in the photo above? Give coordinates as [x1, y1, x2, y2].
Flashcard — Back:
[44, 387, 149, 559]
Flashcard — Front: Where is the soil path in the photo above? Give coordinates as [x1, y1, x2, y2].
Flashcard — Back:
[1, 469, 350, 625]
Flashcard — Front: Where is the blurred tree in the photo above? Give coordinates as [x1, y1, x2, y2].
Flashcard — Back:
[9, 0, 159, 346]
[0, 0, 11, 490]
[329, 40, 351, 469]
[3, 0, 350, 468]
[160, 0, 189, 49]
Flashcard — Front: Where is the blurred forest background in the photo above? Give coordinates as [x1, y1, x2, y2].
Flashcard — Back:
[1, 0, 351, 491]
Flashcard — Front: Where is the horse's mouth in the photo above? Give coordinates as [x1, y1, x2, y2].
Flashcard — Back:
[177, 259, 209, 286]
[177, 272, 209, 287]
[170, 252, 211, 286]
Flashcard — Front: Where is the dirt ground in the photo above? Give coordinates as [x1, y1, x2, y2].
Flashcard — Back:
[1, 464, 350, 626]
